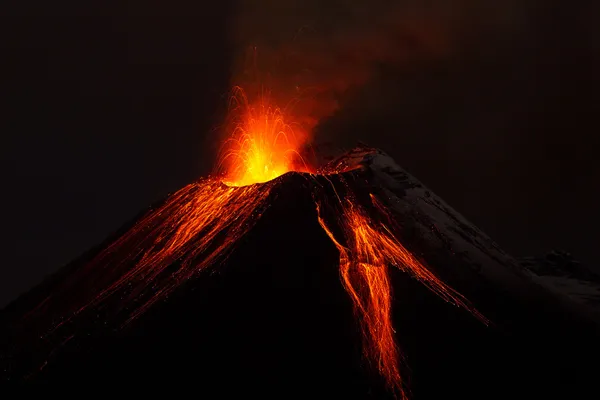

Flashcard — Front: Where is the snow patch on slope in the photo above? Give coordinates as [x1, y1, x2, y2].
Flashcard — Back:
[340, 145, 600, 322]
[520, 251, 600, 309]
[364, 147, 522, 278]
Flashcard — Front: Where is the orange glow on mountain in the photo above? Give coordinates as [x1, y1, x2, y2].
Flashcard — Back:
[25, 86, 487, 399]
[33, 179, 275, 331]
[316, 196, 489, 399]
[316, 200, 405, 398]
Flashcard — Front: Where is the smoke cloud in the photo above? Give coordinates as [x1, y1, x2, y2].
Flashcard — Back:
[228, 0, 525, 131]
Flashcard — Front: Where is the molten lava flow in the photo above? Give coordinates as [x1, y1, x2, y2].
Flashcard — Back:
[316, 195, 489, 399]
[32, 178, 275, 331]
[217, 86, 312, 186]
[24, 86, 489, 399]
[90, 179, 275, 324]
[32, 87, 312, 329]
[316, 202, 405, 399]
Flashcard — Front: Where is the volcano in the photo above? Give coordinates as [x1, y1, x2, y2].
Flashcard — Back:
[2, 141, 600, 397]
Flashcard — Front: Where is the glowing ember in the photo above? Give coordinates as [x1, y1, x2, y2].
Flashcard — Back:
[217, 86, 312, 187]
[24, 86, 487, 398]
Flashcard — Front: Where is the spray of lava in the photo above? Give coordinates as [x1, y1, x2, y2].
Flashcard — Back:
[217, 86, 312, 186]
[30, 87, 307, 329]
[26, 87, 487, 399]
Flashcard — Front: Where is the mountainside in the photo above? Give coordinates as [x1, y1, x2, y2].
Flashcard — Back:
[520, 250, 600, 312]
[2, 145, 599, 398]
[354, 146, 600, 323]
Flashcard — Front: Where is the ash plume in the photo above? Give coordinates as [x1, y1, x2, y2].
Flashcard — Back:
[227, 0, 525, 134]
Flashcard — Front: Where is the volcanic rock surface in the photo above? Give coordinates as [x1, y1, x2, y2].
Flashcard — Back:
[2, 145, 599, 398]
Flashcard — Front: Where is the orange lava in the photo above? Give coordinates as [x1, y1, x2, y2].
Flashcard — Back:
[93, 179, 275, 324]
[316, 196, 489, 399]
[217, 86, 312, 186]
[36, 87, 311, 327]
[36, 178, 275, 330]
[317, 201, 404, 398]
[26, 86, 488, 399]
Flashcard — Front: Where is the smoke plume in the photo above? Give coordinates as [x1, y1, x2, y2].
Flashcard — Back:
[228, 0, 525, 133]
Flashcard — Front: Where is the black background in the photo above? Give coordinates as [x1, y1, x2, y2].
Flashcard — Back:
[1, 0, 598, 306]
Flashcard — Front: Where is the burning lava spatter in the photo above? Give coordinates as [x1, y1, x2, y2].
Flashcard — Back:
[217, 86, 313, 186]
[25, 88, 487, 398]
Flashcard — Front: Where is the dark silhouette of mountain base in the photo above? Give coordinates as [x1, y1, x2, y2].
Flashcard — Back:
[2, 147, 599, 398]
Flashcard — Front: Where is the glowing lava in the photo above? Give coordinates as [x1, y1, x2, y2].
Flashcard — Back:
[317, 196, 489, 399]
[25, 87, 487, 399]
[217, 86, 312, 186]
[31, 179, 275, 330]
[31, 88, 310, 327]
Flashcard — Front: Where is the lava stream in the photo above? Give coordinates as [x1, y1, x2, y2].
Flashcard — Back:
[316, 196, 489, 399]
[32, 88, 312, 327]
[90, 179, 274, 324]
[316, 201, 404, 399]
[32, 179, 274, 330]
[23, 88, 488, 399]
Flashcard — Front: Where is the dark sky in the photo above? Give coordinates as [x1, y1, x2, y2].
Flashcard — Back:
[1, 0, 598, 306]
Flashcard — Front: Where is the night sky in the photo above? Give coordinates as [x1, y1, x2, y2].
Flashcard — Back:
[1, 0, 598, 306]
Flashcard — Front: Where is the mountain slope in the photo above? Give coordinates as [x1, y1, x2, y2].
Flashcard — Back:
[1, 146, 598, 398]
[352, 145, 600, 323]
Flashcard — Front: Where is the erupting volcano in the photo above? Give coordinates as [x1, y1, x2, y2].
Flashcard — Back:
[217, 86, 313, 186]
[2, 88, 599, 398]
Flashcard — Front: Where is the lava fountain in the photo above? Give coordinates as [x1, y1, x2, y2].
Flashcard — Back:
[24, 87, 486, 399]
[217, 86, 313, 186]
[28, 87, 306, 330]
